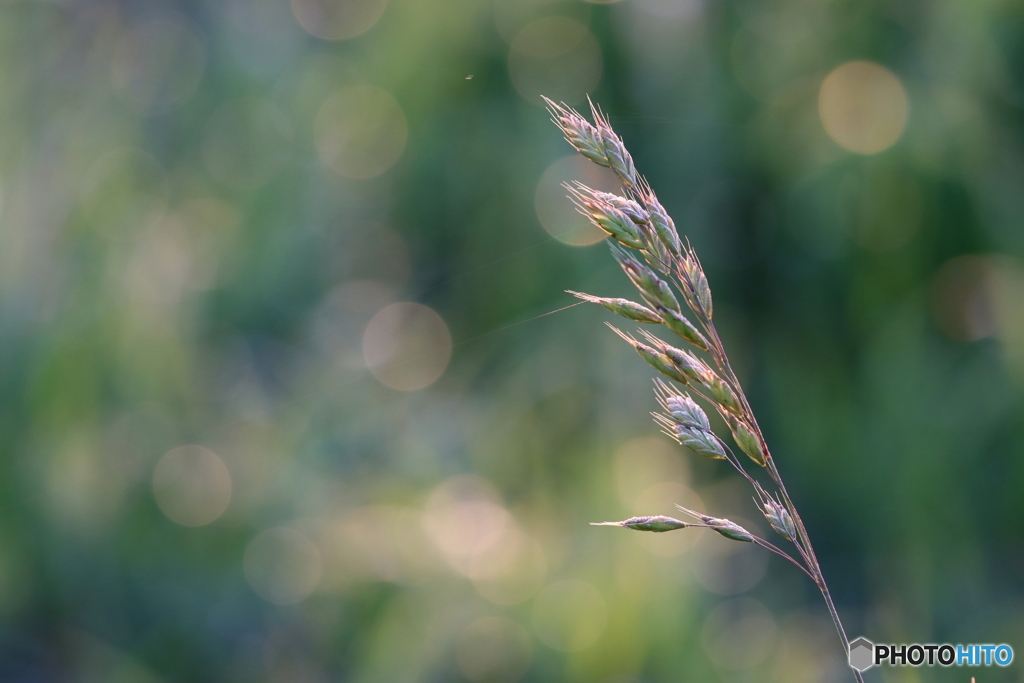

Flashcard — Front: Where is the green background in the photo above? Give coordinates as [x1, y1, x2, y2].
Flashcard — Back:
[0, 0, 1022, 681]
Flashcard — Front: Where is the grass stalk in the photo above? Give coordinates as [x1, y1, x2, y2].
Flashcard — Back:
[545, 96, 863, 682]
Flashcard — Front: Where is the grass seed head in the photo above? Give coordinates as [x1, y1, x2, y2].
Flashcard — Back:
[552, 98, 858, 680]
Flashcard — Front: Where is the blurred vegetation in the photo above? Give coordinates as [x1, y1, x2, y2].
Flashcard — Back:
[0, 0, 1022, 681]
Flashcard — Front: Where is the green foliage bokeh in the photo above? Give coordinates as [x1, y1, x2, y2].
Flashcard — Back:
[0, 0, 1022, 681]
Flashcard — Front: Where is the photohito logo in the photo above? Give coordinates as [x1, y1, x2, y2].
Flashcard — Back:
[848, 637, 1014, 672]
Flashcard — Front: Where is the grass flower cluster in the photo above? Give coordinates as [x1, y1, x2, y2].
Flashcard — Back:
[546, 96, 864, 682]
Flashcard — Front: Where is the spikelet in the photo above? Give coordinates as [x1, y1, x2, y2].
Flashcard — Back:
[567, 291, 662, 324]
[676, 506, 754, 542]
[566, 184, 645, 249]
[611, 247, 681, 314]
[761, 498, 797, 542]
[543, 97, 609, 168]
[590, 516, 689, 532]
[607, 325, 691, 385]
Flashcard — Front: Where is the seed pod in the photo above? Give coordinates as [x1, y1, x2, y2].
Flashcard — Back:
[568, 291, 662, 324]
[673, 425, 726, 459]
[762, 500, 796, 542]
[729, 418, 766, 467]
[659, 308, 709, 350]
[591, 515, 689, 532]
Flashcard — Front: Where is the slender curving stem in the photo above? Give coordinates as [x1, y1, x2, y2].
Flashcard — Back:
[708, 319, 864, 683]
[767, 459, 865, 683]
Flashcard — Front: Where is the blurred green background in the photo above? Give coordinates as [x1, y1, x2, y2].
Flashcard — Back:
[1, 0, 1022, 681]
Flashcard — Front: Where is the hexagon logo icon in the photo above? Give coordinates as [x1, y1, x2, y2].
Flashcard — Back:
[849, 637, 875, 671]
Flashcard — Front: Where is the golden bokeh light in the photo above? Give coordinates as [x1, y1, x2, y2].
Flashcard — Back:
[930, 255, 1000, 342]
[244, 527, 322, 604]
[317, 505, 436, 589]
[291, 0, 389, 41]
[456, 617, 533, 683]
[493, 0, 592, 43]
[110, 18, 205, 111]
[930, 255, 1024, 379]
[152, 446, 232, 527]
[771, 614, 846, 681]
[818, 61, 908, 154]
[422, 476, 511, 574]
[982, 259, 1024, 380]
[611, 538, 660, 600]
[309, 279, 400, 373]
[315, 85, 407, 178]
[690, 516, 768, 595]
[613, 436, 690, 508]
[701, 598, 777, 670]
[469, 524, 547, 605]
[631, 482, 704, 557]
[535, 154, 621, 246]
[362, 302, 451, 391]
[531, 579, 607, 651]
[508, 17, 602, 105]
